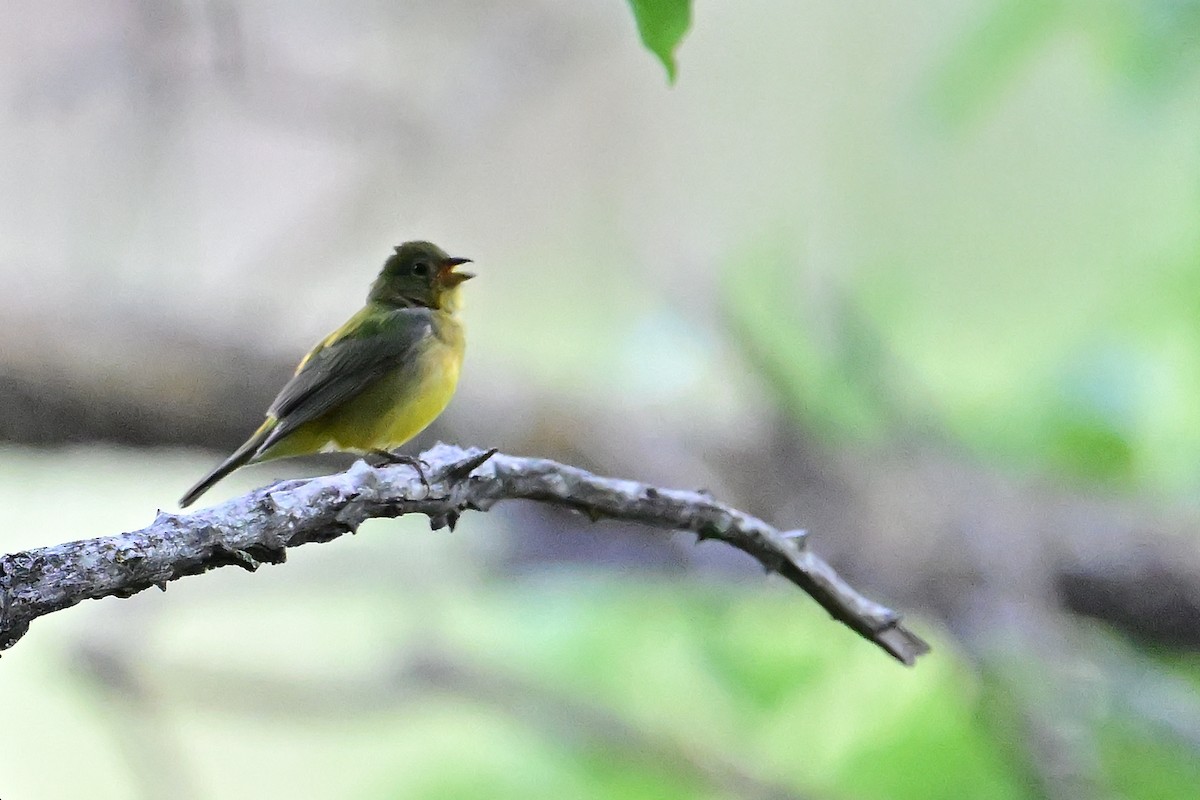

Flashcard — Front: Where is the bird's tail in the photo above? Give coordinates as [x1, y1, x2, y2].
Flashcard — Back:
[179, 423, 271, 508]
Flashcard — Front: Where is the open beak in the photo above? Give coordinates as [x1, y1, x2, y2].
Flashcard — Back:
[440, 256, 474, 286]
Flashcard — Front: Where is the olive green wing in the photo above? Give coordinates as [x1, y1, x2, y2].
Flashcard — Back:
[179, 307, 434, 508]
[256, 307, 435, 454]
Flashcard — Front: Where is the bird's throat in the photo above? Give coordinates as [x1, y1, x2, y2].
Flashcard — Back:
[439, 284, 465, 314]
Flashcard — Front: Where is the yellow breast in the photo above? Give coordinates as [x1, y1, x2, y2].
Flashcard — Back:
[330, 311, 465, 451]
[372, 331, 463, 448]
[262, 310, 464, 458]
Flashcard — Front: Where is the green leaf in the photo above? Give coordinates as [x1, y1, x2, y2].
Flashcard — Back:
[626, 0, 692, 82]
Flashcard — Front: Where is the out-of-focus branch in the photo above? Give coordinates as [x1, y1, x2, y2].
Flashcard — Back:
[406, 652, 812, 800]
[1056, 548, 1200, 649]
[0, 302, 292, 449]
[72, 641, 813, 800]
[0, 443, 930, 665]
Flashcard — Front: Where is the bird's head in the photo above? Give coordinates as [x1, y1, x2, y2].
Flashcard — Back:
[369, 241, 474, 311]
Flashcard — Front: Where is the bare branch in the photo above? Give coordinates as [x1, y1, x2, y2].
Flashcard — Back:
[0, 443, 930, 664]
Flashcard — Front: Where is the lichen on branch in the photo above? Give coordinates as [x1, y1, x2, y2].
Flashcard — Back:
[0, 443, 929, 664]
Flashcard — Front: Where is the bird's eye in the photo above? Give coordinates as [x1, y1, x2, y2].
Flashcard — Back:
[411, 262, 430, 277]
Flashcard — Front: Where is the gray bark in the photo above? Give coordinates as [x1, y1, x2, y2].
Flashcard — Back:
[0, 443, 929, 665]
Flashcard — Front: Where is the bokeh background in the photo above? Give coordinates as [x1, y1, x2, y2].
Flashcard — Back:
[2, 1, 1200, 797]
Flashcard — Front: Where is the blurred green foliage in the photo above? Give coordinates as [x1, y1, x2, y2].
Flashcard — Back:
[1099, 719, 1200, 800]
[9, 558, 1188, 800]
[723, 229, 1200, 490]
[931, 0, 1200, 127]
[3, 2, 1200, 798]
[1, 571, 1194, 800]
[710, 3, 1200, 794]
[0, 563, 1022, 799]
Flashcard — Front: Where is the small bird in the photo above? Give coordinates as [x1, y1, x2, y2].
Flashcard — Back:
[179, 240, 474, 508]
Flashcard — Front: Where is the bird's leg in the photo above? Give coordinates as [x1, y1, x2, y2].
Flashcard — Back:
[369, 449, 431, 494]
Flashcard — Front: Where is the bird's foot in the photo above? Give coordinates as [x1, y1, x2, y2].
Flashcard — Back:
[369, 449, 431, 494]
